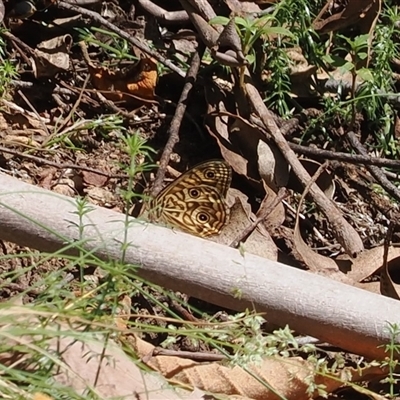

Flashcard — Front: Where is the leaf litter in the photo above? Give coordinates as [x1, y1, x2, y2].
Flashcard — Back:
[0, 0, 399, 398]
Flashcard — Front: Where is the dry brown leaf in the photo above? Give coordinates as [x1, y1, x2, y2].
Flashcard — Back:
[33, 394, 54, 400]
[292, 164, 353, 283]
[89, 58, 158, 102]
[0, 308, 199, 399]
[0, 106, 50, 131]
[257, 139, 289, 190]
[126, 58, 158, 98]
[85, 186, 116, 206]
[31, 35, 73, 78]
[293, 217, 353, 283]
[313, 0, 380, 34]
[380, 255, 400, 300]
[207, 112, 255, 179]
[0, 112, 9, 131]
[38, 167, 56, 189]
[53, 335, 193, 399]
[131, 334, 386, 400]
[224, 0, 262, 13]
[171, 33, 198, 63]
[204, 82, 264, 187]
[288, 159, 335, 199]
[261, 184, 285, 231]
[341, 246, 400, 294]
[284, 47, 317, 98]
[214, 188, 278, 260]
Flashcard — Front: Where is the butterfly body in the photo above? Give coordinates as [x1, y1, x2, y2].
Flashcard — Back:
[149, 160, 232, 237]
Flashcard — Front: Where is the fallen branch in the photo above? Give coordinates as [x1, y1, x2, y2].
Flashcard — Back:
[174, 1, 364, 258]
[0, 172, 399, 360]
[244, 73, 364, 258]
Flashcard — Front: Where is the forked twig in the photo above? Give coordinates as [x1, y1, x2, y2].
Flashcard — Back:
[346, 131, 400, 203]
[244, 69, 364, 257]
[229, 188, 289, 249]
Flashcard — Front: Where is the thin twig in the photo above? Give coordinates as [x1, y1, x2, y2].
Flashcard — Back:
[57, 1, 186, 78]
[95, 91, 143, 120]
[244, 68, 364, 257]
[230, 187, 289, 248]
[346, 131, 400, 203]
[249, 112, 400, 170]
[0, 31, 33, 66]
[17, 90, 50, 137]
[0, 145, 128, 179]
[282, 199, 332, 246]
[152, 348, 225, 361]
[290, 142, 400, 169]
[42, 74, 90, 148]
[151, 48, 203, 197]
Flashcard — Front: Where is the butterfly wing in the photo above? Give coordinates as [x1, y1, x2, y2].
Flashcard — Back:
[149, 160, 231, 237]
[156, 185, 228, 237]
[163, 160, 232, 197]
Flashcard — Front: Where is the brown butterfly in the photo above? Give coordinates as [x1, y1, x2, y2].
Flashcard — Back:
[149, 160, 232, 237]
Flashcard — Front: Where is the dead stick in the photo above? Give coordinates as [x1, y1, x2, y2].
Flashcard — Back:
[290, 142, 400, 169]
[0, 172, 399, 360]
[229, 188, 288, 248]
[346, 131, 400, 202]
[0, 145, 127, 179]
[151, 48, 203, 197]
[244, 72, 364, 258]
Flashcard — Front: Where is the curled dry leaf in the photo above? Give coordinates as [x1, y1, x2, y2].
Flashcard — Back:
[288, 158, 336, 199]
[257, 139, 289, 190]
[89, 57, 158, 102]
[260, 183, 285, 230]
[211, 18, 248, 67]
[337, 245, 400, 294]
[131, 334, 386, 400]
[204, 82, 264, 185]
[206, 100, 289, 194]
[313, 0, 380, 34]
[380, 255, 400, 300]
[31, 35, 73, 79]
[213, 188, 278, 260]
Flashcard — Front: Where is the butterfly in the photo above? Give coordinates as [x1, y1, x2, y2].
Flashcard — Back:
[148, 160, 232, 237]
